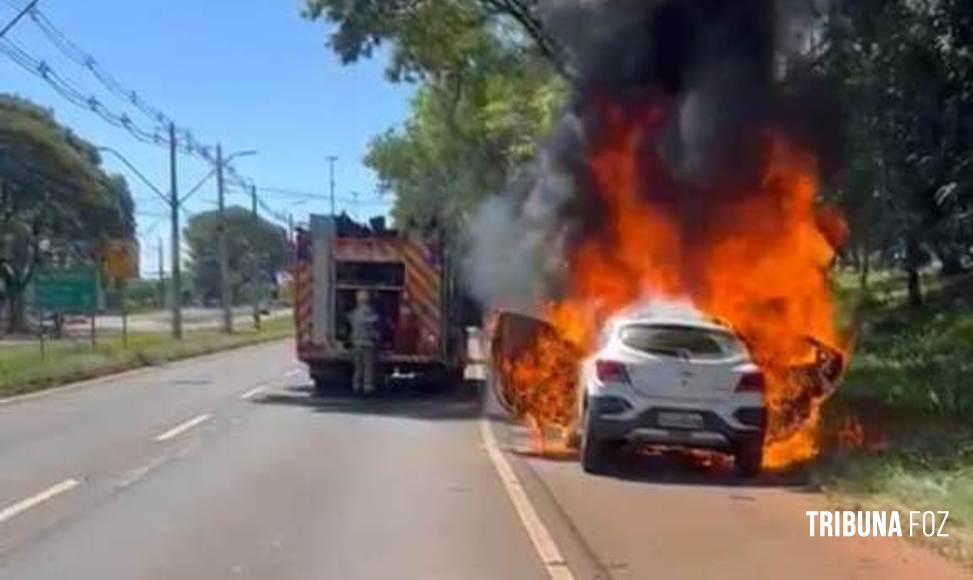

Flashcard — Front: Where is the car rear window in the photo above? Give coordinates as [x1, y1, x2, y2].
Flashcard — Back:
[619, 324, 741, 359]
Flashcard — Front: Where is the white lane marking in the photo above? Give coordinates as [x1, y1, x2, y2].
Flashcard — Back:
[479, 419, 576, 580]
[0, 479, 81, 524]
[240, 385, 267, 400]
[154, 413, 213, 442]
[284, 369, 303, 378]
[115, 455, 170, 490]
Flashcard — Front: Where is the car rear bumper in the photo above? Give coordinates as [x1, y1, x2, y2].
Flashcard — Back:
[588, 395, 765, 451]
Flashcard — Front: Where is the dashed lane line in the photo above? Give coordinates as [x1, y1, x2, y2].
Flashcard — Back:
[0, 479, 81, 524]
[240, 385, 267, 400]
[153, 413, 213, 442]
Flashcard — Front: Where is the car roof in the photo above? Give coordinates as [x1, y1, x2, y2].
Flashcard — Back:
[617, 315, 731, 333]
[604, 301, 735, 335]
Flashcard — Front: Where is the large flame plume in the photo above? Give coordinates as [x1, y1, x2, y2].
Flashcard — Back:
[549, 99, 847, 467]
[467, 0, 849, 468]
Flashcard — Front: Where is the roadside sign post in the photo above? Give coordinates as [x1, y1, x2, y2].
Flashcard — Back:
[101, 239, 138, 349]
[34, 267, 100, 314]
[33, 267, 100, 349]
[121, 279, 128, 348]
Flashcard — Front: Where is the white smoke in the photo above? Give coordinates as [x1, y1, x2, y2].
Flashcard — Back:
[463, 109, 587, 314]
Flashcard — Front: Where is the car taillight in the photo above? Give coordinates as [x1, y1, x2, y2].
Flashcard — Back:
[735, 372, 765, 393]
[595, 360, 630, 384]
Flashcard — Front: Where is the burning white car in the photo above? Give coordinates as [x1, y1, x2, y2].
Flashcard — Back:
[577, 307, 766, 476]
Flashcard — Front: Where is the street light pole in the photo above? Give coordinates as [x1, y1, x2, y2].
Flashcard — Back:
[250, 183, 261, 331]
[93, 144, 177, 336]
[212, 147, 256, 334]
[157, 237, 165, 309]
[169, 122, 182, 339]
[326, 155, 337, 216]
[94, 146, 167, 204]
[216, 144, 232, 334]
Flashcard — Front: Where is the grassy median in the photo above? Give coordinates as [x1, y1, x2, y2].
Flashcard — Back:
[818, 272, 973, 566]
[0, 316, 294, 398]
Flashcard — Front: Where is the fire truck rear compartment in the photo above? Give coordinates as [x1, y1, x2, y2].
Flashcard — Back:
[334, 259, 405, 349]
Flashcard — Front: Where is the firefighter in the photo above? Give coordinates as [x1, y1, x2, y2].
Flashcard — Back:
[350, 290, 379, 394]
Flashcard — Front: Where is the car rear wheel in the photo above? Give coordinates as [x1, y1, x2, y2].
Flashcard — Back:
[734, 440, 764, 477]
[581, 400, 616, 475]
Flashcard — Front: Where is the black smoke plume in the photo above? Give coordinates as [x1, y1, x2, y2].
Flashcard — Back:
[464, 0, 841, 312]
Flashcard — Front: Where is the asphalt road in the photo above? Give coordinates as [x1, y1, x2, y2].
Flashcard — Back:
[0, 340, 968, 579]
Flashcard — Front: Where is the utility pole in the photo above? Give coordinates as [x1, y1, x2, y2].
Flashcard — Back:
[326, 155, 337, 216]
[216, 144, 232, 334]
[157, 238, 165, 309]
[250, 184, 261, 330]
[168, 122, 182, 339]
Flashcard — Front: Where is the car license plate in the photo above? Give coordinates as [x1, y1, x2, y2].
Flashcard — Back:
[657, 411, 704, 430]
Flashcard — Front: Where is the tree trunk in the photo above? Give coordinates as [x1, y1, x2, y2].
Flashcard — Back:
[905, 237, 923, 309]
[859, 236, 870, 290]
[906, 269, 922, 308]
[6, 287, 27, 333]
[939, 251, 964, 277]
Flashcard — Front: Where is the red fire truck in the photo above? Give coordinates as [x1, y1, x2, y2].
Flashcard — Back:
[292, 214, 461, 392]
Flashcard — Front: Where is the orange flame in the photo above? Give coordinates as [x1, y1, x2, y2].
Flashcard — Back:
[500, 99, 848, 469]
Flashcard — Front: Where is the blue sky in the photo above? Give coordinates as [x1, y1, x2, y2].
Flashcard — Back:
[0, 0, 413, 276]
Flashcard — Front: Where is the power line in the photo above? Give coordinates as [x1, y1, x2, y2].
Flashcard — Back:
[28, 7, 171, 128]
[247, 184, 389, 206]
[137, 216, 165, 238]
[4, 2, 307, 272]
[0, 38, 163, 146]
[0, 0, 36, 38]
[219, 170, 302, 229]
[0, 6, 216, 162]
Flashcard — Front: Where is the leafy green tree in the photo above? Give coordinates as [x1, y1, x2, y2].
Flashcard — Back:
[184, 207, 287, 305]
[366, 59, 563, 239]
[0, 95, 135, 331]
[303, 0, 569, 81]
[820, 0, 973, 304]
[304, 0, 566, 242]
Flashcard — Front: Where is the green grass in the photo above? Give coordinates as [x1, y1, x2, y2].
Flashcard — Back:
[0, 316, 294, 398]
[816, 425, 973, 565]
[820, 269, 973, 567]
[835, 270, 973, 418]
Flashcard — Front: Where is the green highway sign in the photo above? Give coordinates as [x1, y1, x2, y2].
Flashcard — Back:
[34, 267, 100, 313]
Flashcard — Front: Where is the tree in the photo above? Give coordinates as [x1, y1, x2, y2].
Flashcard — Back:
[184, 207, 287, 305]
[818, 0, 973, 303]
[304, 0, 566, 241]
[303, 0, 570, 82]
[0, 95, 135, 332]
[366, 57, 563, 239]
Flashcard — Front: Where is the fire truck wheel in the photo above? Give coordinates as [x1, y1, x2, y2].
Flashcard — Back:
[312, 363, 351, 395]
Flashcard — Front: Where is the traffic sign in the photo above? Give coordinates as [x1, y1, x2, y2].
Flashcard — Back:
[34, 267, 100, 313]
[101, 240, 138, 281]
